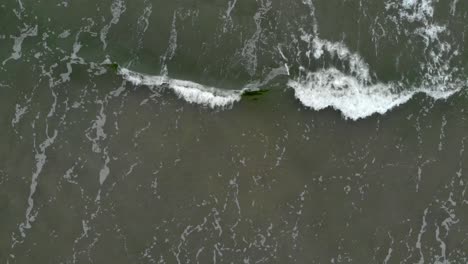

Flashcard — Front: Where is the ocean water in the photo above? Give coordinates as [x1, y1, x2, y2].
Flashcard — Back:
[1, 0, 467, 263]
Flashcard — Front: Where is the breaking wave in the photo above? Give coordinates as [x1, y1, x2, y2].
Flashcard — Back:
[287, 35, 463, 120]
[121, 65, 462, 120]
[115, 0, 465, 121]
[288, 68, 460, 120]
[119, 26, 464, 120]
[119, 68, 245, 108]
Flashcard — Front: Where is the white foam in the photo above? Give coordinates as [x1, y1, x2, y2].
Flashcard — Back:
[119, 68, 244, 108]
[19, 125, 58, 237]
[305, 36, 371, 81]
[160, 12, 178, 75]
[100, 0, 126, 50]
[60, 36, 86, 83]
[222, 0, 238, 33]
[12, 103, 29, 128]
[241, 0, 272, 76]
[290, 29, 464, 120]
[400, 0, 434, 22]
[99, 149, 110, 185]
[58, 30, 71, 39]
[451, 0, 459, 15]
[301, 0, 318, 34]
[118, 20, 464, 121]
[120, 64, 462, 120]
[2, 25, 38, 65]
[288, 68, 459, 120]
[86, 100, 107, 153]
[396, 0, 447, 46]
[136, 1, 152, 49]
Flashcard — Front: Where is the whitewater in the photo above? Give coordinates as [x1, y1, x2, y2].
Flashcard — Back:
[119, 34, 465, 120]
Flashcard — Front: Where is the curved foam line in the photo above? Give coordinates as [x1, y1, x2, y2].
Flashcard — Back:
[119, 68, 245, 108]
[288, 68, 461, 120]
[119, 67, 462, 121]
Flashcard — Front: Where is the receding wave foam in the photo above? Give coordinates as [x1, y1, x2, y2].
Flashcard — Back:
[119, 68, 245, 108]
[288, 68, 459, 120]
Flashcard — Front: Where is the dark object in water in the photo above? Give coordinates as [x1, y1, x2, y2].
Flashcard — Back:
[107, 63, 119, 72]
[242, 89, 270, 100]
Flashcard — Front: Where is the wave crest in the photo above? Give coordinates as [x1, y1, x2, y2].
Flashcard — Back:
[288, 68, 459, 120]
[119, 68, 244, 108]
[119, 67, 462, 121]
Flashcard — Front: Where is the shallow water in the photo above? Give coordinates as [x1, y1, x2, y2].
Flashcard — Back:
[1, 0, 468, 263]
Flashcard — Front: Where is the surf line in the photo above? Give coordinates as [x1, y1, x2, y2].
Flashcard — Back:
[114, 66, 278, 108]
[110, 63, 463, 120]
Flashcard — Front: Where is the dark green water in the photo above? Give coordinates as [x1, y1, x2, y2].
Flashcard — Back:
[1, 0, 468, 263]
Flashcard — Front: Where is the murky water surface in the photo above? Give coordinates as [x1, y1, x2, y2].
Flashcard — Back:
[1, 0, 468, 263]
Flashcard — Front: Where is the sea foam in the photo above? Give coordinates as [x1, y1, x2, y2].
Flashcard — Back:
[119, 68, 245, 108]
[288, 68, 459, 120]
[120, 65, 462, 120]
[289, 34, 462, 120]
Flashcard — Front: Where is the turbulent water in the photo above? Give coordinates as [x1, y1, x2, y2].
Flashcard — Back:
[1, 0, 468, 263]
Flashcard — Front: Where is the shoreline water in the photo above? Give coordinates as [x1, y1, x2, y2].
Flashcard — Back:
[1, 0, 467, 262]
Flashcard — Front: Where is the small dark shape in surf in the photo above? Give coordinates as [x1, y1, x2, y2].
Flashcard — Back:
[107, 63, 119, 72]
[242, 89, 270, 99]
